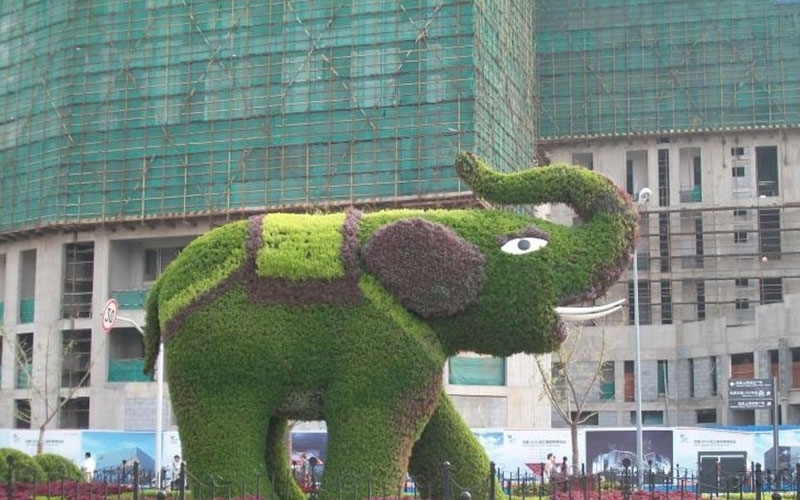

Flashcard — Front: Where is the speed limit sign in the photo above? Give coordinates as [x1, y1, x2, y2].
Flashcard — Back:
[101, 298, 119, 332]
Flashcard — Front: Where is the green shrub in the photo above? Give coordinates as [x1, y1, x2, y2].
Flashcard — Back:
[33, 453, 83, 481]
[0, 448, 47, 483]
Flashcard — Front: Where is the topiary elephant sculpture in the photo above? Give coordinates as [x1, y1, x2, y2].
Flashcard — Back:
[143, 152, 638, 499]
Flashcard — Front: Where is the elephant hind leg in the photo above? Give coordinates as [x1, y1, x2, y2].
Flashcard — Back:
[409, 393, 505, 500]
[264, 417, 306, 500]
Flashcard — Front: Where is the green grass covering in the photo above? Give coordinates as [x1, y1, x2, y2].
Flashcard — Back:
[157, 220, 249, 329]
[256, 213, 347, 280]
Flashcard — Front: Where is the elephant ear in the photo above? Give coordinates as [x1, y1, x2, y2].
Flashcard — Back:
[362, 218, 485, 318]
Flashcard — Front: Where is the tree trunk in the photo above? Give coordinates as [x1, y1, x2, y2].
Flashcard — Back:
[570, 422, 580, 475]
[37, 425, 46, 455]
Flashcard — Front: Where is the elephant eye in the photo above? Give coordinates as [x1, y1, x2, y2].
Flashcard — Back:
[500, 237, 548, 255]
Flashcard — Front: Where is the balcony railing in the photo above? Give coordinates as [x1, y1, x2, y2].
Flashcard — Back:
[599, 381, 615, 400]
[16, 364, 31, 389]
[110, 288, 149, 310]
[680, 185, 702, 203]
[108, 358, 152, 382]
[19, 299, 34, 323]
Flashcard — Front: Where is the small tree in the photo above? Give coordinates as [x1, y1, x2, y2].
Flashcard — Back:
[535, 323, 615, 475]
[4, 326, 94, 454]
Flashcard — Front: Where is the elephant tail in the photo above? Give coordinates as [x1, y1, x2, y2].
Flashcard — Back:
[143, 280, 162, 375]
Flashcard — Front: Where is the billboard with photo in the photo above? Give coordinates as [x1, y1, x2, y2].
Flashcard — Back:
[475, 429, 573, 474]
[585, 429, 673, 474]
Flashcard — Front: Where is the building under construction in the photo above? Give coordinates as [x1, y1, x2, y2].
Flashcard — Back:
[3, 0, 800, 442]
[537, 0, 800, 427]
[0, 0, 543, 435]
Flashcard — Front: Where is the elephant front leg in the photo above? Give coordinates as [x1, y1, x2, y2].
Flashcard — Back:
[172, 384, 275, 496]
[408, 392, 504, 500]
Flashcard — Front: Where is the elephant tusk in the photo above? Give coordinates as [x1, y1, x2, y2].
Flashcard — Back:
[554, 298, 625, 316]
[555, 302, 624, 322]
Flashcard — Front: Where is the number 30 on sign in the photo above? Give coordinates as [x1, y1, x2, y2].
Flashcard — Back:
[101, 298, 119, 332]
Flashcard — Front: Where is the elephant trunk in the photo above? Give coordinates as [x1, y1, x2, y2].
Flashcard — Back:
[455, 152, 639, 302]
[455, 152, 637, 221]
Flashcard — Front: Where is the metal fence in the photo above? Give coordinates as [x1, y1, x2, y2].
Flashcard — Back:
[5, 456, 800, 500]
[499, 462, 800, 500]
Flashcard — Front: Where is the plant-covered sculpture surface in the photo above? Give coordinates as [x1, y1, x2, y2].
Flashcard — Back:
[144, 152, 638, 499]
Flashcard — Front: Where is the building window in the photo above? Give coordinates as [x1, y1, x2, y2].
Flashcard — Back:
[626, 160, 634, 197]
[19, 250, 36, 324]
[600, 361, 615, 400]
[550, 361, 566, 398]
[695, 216, 704, 264]
[658, 149, 670, 206]
[571, 411, 599, 425]
[660, 280, 672, 325]
[696, 409, 717, 424]
[760, 278, 783, 304]
[448, 355, 505, 386]
[624, 361, 635, 402]
[657, 360, 669, 396]
[734, 231, 748, 243]
[735, 278, 749, 287]
[62, 242, 94, 319]
[14, 400, 30, 429]
[144, 247, 182, 282]
[572, 152, 593, 170]
[758, 209, 781, 258]
[630, 411, 663, 425]
[731, 352, 755, 380]
[627, 280, 652, 325]
[62, 330, 91, 388]
[696, 281, 706, 320]
[658, 213, 670, 272]
[733, 209, 748, 217]
[731, 166, 745, 177]
[792, 348, 800, 388]
[16, 333, 33, 389]
[688, 358, 695, 398]
[710, 356, 718, 396]
[735, 298, 750, 310]
[59, 397, 90, 429]
[755, 146, 779, 197]
[770, 349, 779, 383]
[108, 327, 152, 382]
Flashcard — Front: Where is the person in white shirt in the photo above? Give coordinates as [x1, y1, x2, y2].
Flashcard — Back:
[543, 453, 554, 484]
[81, 452, 96, 483]
[170, 455, 183, 490]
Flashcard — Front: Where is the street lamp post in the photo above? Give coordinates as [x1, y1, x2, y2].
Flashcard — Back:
[120, 316, 164, 489]
[633, 187, 651, 489]
[102, 298, 165, 489]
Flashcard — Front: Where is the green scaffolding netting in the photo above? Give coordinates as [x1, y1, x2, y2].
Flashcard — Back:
[537, 0, 800, 139]
[0, 0, 535, 233]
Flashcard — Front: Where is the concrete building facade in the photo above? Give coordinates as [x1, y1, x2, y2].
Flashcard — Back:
[535, 0, 800, 429]
[544, 132, 800, 428]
